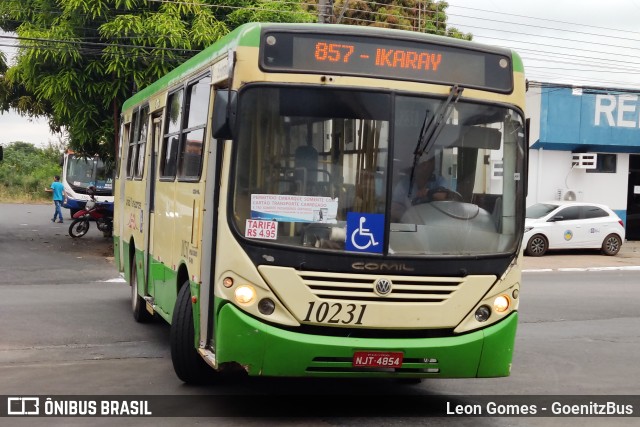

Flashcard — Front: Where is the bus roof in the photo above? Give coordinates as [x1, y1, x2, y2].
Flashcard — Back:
[121, 22, 523, 111]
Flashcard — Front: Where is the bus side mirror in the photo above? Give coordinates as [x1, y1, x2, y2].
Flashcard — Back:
[212, 89, 237, 140]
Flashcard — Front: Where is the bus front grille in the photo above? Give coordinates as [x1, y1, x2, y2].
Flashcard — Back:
[297, 271, 462, 303]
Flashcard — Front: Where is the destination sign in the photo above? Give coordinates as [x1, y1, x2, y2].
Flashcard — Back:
[260, 31, 513, 93]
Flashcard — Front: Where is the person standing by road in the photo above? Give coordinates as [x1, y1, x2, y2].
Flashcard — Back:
[45, 175, 65, 223]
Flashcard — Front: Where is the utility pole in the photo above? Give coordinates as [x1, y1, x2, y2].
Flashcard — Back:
[318, 0, 334, 24]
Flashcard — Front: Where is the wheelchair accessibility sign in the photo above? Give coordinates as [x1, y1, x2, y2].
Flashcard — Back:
[346, 213, 384, 253]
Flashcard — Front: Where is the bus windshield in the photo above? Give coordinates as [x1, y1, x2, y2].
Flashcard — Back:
[232, 86, 525, 256]
[65, 154, 113, 195]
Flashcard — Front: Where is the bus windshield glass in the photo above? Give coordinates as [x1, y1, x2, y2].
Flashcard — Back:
[232, 86, 525, 256]
[66, 155, 113, 195]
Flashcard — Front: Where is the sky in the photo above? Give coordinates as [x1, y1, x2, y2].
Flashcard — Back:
[2, 0, 640, 147]
[445, 0, 640, 89]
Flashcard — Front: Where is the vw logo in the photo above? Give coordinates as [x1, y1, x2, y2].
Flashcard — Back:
[374, 278, 393, 296]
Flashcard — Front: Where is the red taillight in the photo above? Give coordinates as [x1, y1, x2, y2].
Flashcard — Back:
[619, 219, 624, 228]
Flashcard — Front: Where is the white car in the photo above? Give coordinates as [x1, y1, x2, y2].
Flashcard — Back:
[523, 201, 625, 256]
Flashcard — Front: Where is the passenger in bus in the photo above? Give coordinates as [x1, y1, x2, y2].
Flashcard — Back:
[390, 157, 449, 222]
[294, 141, 319, 193]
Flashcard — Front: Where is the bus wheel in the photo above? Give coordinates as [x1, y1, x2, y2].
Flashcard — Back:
[170, 282, 216, 384]
[396, 378, 423, 385]
[130, 259, 152, 323]
[525, 234, 548, 257]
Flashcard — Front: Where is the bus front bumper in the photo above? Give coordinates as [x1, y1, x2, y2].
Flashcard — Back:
[215, 304, 517, 378]
[62, 199, 85, 210]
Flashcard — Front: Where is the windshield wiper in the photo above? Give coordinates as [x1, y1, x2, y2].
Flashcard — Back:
[408, 85, 463, 197]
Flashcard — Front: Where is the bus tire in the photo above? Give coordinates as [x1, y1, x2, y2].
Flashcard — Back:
[396, 378, 423, 385]
[170, 282, 215, 384]
[130, 259, 153, 323]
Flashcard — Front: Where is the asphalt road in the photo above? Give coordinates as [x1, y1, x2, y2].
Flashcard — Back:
[1, 203, 638, 427]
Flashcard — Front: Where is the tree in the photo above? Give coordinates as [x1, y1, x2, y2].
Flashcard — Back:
[0, 0, 313, 160]
[0, 141, 61, 201]
[329, 1, 471, 39]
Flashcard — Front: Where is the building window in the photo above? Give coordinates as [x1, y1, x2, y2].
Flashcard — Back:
[586, 153, 616, 173]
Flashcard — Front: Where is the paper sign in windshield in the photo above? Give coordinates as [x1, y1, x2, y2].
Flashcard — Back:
[251, 194, 338, 223]
[245, 219, 278, 240]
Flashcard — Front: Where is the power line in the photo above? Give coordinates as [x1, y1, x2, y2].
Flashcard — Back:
[443, 2, 640, 88]
[3, 0, 640, 89]
[0, 34, 200, 54]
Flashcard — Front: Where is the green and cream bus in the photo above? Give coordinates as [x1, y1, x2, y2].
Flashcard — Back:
[113, 22, 527, 384]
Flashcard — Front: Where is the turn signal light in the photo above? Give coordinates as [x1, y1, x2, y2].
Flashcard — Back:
[223, 277, 234, 288]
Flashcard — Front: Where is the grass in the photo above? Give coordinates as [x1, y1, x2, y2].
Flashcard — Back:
[0, 188, 51, 204]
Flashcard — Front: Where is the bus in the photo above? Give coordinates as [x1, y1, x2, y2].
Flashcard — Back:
[61, 150, 114, 216]
[113, 22, 527, 384]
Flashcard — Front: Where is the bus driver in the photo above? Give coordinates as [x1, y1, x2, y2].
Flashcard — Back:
[390, 156, 449, 221]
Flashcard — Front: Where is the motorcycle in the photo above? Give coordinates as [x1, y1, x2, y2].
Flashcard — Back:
[68, 189, 113, 238]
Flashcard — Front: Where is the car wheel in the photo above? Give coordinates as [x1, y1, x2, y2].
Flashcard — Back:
[525, 234, 548, 257]
[601, 234, 622, 256]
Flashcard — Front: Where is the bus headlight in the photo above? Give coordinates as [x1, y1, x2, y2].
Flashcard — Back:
[493, 295, 510, 313]
[258, 298, 276, 315]
[475, 305, 491, 322]
[234, 285, 256, 305]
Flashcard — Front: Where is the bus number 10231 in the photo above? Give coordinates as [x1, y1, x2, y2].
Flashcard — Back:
[303, 301, 367, 325]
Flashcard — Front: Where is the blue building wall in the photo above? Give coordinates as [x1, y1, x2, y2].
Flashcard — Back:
[535, 87, 640, 153]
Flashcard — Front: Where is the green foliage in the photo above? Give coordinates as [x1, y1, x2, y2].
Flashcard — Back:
[225, 0, 315, 26]
[0, 0, 315, 161]
[0, 142, 62, 201]
[330, 1, 472, 40]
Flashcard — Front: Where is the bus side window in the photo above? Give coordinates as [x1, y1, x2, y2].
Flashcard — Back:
[177, 76, 210, 179]
[126, 110, 139, 179]
[134, 105, 149, 179]
[161, 89, 184, 178]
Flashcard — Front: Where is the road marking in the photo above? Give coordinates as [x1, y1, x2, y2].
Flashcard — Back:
[524, 266, 640, 273]
[101, 277, 126, 283]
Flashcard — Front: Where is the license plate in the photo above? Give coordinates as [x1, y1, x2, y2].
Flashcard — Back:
[353, 351, 403, 368]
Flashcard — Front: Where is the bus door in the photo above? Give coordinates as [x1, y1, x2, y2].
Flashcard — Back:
[144, 114, 163, 298]
[199, 84, 229, 349]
